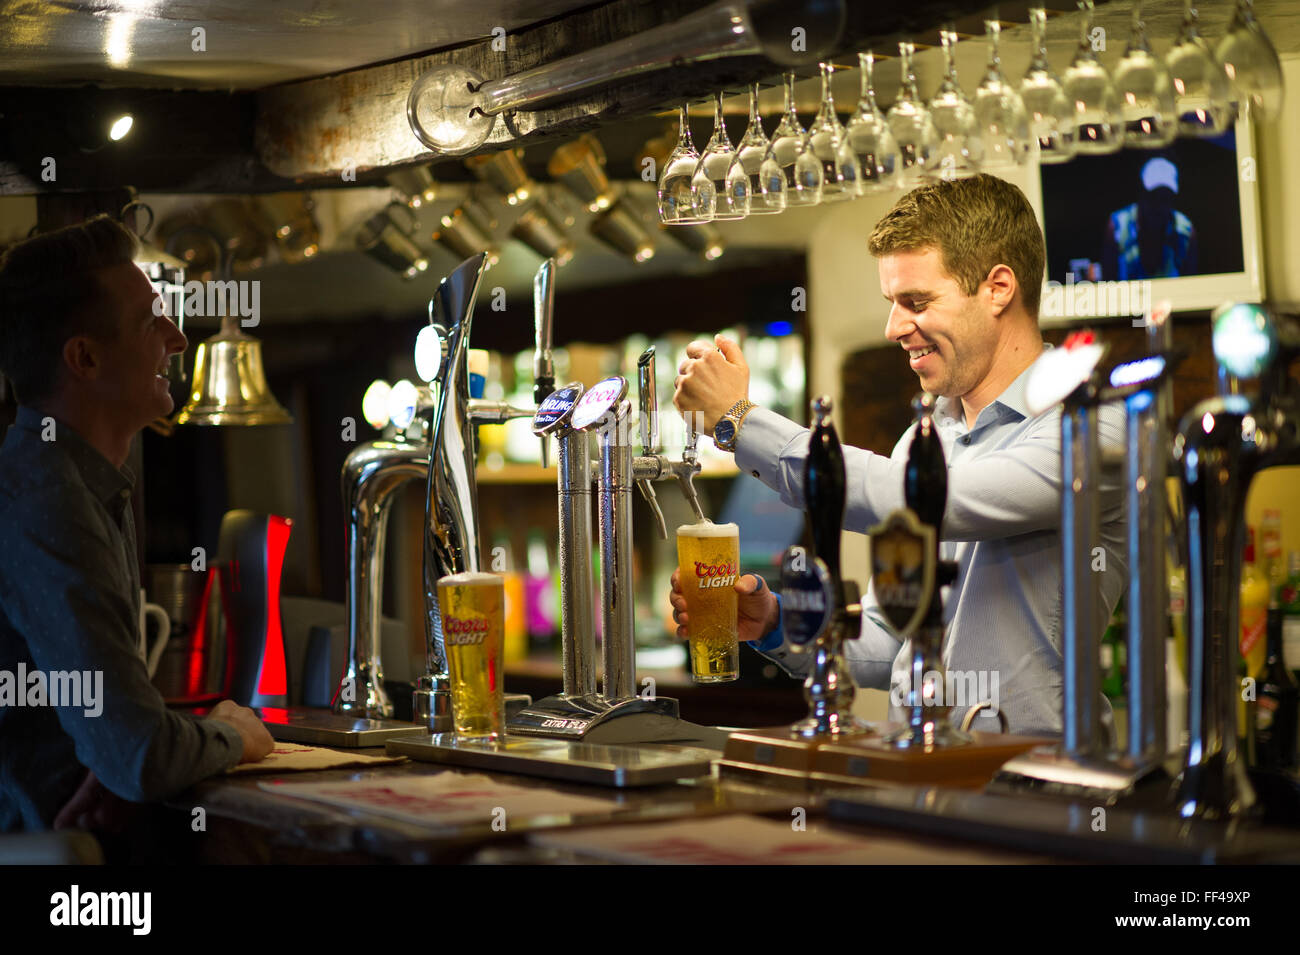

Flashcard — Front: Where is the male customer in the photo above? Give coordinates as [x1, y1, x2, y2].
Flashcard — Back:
[0, 215, 272, 834]
[671, 175, 1126, 735]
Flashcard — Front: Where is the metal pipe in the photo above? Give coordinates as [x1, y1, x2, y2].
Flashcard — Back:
[557, 427, 597, 698]
[475, 3, 759, 117]
[597, 400, 637, 702]
[1061, 400, 1103, 755]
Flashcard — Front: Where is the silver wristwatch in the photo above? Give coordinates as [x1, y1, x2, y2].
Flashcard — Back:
[712, 399, 757, 452]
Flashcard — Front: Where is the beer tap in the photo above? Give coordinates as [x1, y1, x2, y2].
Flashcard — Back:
[533, 259, 556, 468]
[1172, 304, 1300, 820]
[334, 383, 436, 719]
[789, 396, 863, 738]
[877, 393, 968, 748]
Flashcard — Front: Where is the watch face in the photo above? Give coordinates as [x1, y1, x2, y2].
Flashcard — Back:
[713, 419, 736, 447]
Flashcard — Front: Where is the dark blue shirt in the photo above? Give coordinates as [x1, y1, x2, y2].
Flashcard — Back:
[0, 407, 242, 830]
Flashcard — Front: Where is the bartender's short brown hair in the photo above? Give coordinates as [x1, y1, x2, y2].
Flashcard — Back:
[868, 174, 1045, 318]
[0, 215, 137, 404]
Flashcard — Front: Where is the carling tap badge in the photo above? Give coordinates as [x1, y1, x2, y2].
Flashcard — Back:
[868, 508, 935, 639]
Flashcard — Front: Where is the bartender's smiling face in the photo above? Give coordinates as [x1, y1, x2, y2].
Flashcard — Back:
[84, 262, 188, 426]
[879, 247, 998, 400]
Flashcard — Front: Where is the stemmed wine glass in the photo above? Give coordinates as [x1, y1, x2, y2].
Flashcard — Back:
[887, 41, 937, 186]
[691, 91, 750, 221]
[1019, 7, 1076, 163]
[1166, 0, 1232, 137]
[974, 20, 1029, 168]
[658, 104, 709, 224]
[808, 62, 861, 201]
[768, 72, 823, 207]
[736, 83, 784, 214]
[927, 25, 981, 180]
[1114, 0, 1176, 148]
[1062, 0, 1121, 154]
[1216, 0, 1285, 122]
[847, 51, 900, 194]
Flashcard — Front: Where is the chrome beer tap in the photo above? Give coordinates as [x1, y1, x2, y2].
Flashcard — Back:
[414, 253, 553, 730]
[1172, 304, 1300, 820]
[334, 387, 435, 719]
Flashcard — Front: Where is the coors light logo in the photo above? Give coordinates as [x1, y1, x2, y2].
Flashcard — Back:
[694, 560, 737, 590]
[444, 615, 489, 645]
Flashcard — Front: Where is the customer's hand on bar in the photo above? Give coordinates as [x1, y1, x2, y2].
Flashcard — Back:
[669, 569, 778, 644]
[208, 699, 275, 763]
[53, 770, 133, 833]
[673, 334, 750, 434]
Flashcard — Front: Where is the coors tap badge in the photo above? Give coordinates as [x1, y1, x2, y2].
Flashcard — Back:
[677, 521, 741, 683]
[437, 571, 506, 740]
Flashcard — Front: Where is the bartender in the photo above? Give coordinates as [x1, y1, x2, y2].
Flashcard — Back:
[0, 216, 273, 837]
[670, 174, 1126, 736]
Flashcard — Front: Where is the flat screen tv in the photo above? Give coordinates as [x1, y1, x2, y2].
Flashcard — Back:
[1037, 117, 1264, 324]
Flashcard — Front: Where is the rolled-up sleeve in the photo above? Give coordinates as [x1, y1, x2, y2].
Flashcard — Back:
[0, 486, 242, 803]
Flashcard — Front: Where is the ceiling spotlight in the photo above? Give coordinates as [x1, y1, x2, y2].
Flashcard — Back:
[661, 220, 725, 261]
[386, 164, 438, 208]
[547, 134, 614, 212]
[356, 201, 429, 280]
[590, 199, 655, 263]
[511, 200, 575, 266]
[432, 207, 500, 267]
[464, 149, 533, 205]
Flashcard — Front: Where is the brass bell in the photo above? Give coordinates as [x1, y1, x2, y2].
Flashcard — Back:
[174, 316, 292, 426]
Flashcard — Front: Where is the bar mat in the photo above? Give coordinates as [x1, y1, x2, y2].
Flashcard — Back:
[228, 742, 407, 774]
[529, 814, 1038, 864]
[258, 772, 615, 827]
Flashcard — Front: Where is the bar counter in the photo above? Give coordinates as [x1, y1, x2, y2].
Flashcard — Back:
[164, 742, 1057, 865]
[144, 729, 1300, 865]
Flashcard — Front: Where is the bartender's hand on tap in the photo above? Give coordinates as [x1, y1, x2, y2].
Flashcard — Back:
[669, 570, 779, 643]
[208, 699, 275, 763]
[673, 334, 750, 434]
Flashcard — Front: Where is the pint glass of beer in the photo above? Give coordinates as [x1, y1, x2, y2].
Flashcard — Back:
[437, 571, 505, 740]
[676, 521, 740, 683]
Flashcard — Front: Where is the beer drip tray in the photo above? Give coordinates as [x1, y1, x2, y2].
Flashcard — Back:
[258, 707, 431, 747]
[386, 733, 716, 787]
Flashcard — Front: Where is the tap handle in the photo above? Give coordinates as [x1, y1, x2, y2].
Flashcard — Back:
[805, 395, 845, 586]
[904, 393, 946, 536]
[637, 479, 668, 538]
[683, 409, 699, 462]
[637, 346, 660, 454]
[533, 258, 556, 405]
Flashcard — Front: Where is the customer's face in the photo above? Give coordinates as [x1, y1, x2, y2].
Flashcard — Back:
[879, 247, 995, 400]
[88, 262, 188, 427]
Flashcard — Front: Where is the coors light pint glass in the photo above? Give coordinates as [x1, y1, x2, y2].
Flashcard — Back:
[437, 571, 505, 740]
[677, 521, 740, 683]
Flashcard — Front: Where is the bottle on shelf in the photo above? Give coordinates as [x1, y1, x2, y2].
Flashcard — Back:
[1255, 601, 1300, 772]
[490, 532, 527, 663]
[1239, 528, 1269, 759]
[1100, 594, 1126, 704]
[1261, 508, 1285, 595]
[1280, 551, 1300, 679]
[524, 528, 559, 651]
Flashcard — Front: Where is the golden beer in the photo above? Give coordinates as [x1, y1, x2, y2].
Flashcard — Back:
[437, 572, 505, 740]
[677, 521, 740, 683]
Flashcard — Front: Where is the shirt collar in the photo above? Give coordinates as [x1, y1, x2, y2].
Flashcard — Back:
[930, 343, 1049, 427]
[15, 406, 135, 508]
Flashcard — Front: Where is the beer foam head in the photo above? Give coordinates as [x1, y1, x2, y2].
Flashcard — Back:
[676, 521, 738, 538]
[438, 571, 503, 586]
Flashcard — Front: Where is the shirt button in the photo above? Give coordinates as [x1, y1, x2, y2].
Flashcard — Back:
[959, 436, 970, 445]
[121, 489, 131, 499]
[751, 470, 760, 478]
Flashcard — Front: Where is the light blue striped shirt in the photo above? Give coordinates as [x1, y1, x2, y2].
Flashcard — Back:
[735, 356, 1127, 736]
